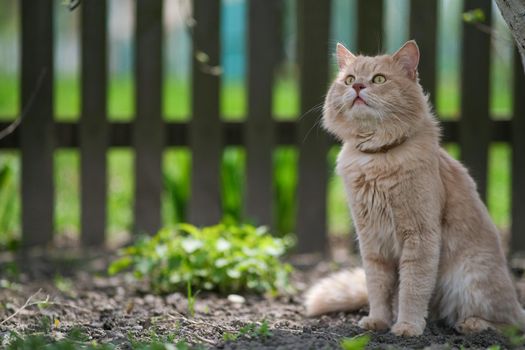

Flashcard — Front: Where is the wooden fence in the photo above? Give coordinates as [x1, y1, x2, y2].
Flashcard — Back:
[1, 0, 524, 254]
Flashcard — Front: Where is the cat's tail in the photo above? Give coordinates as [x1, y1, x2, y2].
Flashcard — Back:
[304, 267, 368, 316]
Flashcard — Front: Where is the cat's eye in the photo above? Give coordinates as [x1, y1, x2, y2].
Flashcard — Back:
[344, 75, 355, 85]
[372, 74, 386, 84]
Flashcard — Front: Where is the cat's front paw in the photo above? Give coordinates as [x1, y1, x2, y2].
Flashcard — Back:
[391, 321, 425, 337]
[358, 316, 390, 331]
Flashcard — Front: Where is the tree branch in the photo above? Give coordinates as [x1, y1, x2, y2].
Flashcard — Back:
[0, 69, 47, 141]
[495, 0, 525, 74]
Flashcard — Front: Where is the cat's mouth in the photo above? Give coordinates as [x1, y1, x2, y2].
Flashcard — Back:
[352, 96, 367, 107]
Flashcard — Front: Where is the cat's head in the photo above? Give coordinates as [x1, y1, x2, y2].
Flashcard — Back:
[323, 40, 430, 146]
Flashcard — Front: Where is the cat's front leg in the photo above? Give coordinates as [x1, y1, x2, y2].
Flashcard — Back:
[391, 227, 440, 337]
[358, 251, 397, 331]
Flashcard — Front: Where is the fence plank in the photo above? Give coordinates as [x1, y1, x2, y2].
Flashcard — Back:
[357, 0, 383, 55]
[134, 0, 164, 234]
[20, 0, 54, 246]
[189, 0, 222, 225]
[245, 0, 280, 227]
[459, 0, 491, 202]
[511, 50, 525, 252]
[80, 1, 108, 246]
[409, 0, 437, 105]
[295, 0, 331, 254]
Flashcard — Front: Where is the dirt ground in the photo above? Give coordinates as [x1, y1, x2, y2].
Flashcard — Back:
[0, 245, 519, 350]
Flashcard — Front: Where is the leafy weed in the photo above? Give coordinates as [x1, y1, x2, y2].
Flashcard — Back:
[108, 222, 294, 295]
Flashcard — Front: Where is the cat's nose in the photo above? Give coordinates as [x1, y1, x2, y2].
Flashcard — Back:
[352, 83, 366, 94]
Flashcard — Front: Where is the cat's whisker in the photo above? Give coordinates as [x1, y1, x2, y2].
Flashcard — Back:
[301, 115, 324, 144]
[298, 93, 330, 121]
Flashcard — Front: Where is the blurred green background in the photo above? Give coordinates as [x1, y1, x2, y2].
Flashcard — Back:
[0, 0, 516, 246]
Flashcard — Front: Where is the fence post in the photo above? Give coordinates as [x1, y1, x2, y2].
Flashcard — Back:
[357, 0, 383, 55]
[245, 0, 281, 227]
[21, 0, 54, 247]
[409, 0, 438, 105]
[189, 0, 222, 225]
[295, 0, 331, 254]
[459, 0, 492, 201]
[81, 0, 108, 246]
[134, 0, 164, 235]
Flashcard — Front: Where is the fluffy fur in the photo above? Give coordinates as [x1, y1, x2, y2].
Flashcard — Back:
[305, 41, 525, 336]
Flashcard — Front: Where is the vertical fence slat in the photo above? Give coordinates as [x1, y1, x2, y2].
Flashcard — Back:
[245, 0, 280, 227]
[134, 0, 164, 234]
[81, 1, 108, 245]
[295, 0, 331, 254]
[357, 0, 383, 55]
[21, 0, 54, 246]
[511, 50, 525, 252]
[459, 0, 491, 202]
[409, 0, 438, 105]
[189, 0, 222, 225]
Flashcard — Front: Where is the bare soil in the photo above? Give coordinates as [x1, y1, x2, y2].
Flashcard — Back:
[0, 247, 518, 350]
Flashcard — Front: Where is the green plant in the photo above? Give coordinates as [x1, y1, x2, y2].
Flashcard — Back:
[222, 332, 238, 342]
[128, 333, 193, 350]
[503, 325, 525, 347]
[0, 159, 19, 251]
[5, 331, 195, 350]
[486, 346, 501, 350]
[5, 331, 115, 350]
[221, 148, 245, 223]
[462, 8, 486, 24]
[108, 222, 294, 295]
[222, 320, 272, 342]
[340, 334, 370, 350]
[53, 274, 74, 295]
[164, 150, 190, 224]
[186, 281, 197, 317]
[274, 148, 298, 236]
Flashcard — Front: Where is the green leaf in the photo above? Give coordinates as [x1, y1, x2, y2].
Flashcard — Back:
[462, 8, 485, 24]
[340, 334, 370, 350]
[216, 238, 231, 251]
[176, 223, 200, 237]
[108, 257, 132, 275]
[181, 238, 203, 254]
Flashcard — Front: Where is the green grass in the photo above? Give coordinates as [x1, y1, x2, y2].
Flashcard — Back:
[0, 74, 514, 242]
[488, 143, 511, 229]
[436, 74, 512, 119]
[0, 73, 18, 117]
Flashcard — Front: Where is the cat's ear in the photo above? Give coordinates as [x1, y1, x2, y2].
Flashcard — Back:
[392, 40, 419, 80]
[336, 43, 356, 70]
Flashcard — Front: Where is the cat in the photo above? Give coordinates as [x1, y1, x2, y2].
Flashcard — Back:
[304, 40, 525, 337]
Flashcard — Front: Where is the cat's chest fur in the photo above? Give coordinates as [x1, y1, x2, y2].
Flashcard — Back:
[336, 144, 417, 258]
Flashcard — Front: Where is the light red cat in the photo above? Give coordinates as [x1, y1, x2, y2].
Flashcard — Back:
[305, 40, 525, 336]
